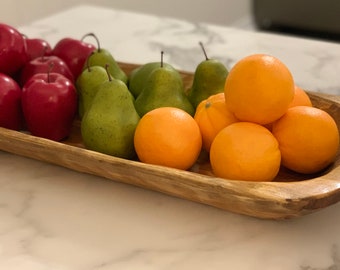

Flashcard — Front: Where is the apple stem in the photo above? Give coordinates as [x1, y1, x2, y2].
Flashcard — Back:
[81, 32, 101, 52]
[41, 49, 45, 62]
[161, 51, 164, 68]
[105, 64, 112, 82]
[41, 45, 49, 61]
[199, 42, 209, 60]
[47, 62, 54, 83]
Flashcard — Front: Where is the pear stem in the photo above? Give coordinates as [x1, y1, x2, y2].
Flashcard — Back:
[161, 51, 164, 68]
[81, 32, 101, 52]
[105, 64, 112, 81]
[86, 51, 95, 72]
[199, 42, 209, 60]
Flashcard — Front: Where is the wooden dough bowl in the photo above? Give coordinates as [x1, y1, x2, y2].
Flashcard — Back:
[0, 62, 339, 220]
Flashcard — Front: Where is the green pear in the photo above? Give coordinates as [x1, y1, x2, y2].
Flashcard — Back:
[88, 48, 128, 84]
[134, 55, 195, 117]
[84, 33, 128, 84]
[187, 42, 229, 108]
[128, 61, 174, 98]
[76, 54, 108, 119]
[81, 67, 140, 159]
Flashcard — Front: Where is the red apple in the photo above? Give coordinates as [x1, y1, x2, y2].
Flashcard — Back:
[0, 23, 28, 76]
[20, 55, 74, 86]
[0, 72, 23, 130]
[22, 72, 77, 141]
[24, 37, 52, 61]
[53, 35, 96, 79]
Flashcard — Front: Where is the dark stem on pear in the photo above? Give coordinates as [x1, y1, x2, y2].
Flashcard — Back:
[47, 62, 54, 83]
[199, 42, 209, 60]
[81, 32, 101, 52]
[161, 51, 164, 68]
[105, 64, 112, 82]
[86, 51, 95, 72]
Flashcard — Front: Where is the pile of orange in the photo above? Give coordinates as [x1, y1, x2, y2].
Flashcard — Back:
[133, 53, 339, 182]
[210, 53, 339, 181]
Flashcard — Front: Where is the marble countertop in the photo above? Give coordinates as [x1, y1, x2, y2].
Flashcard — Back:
[1, 5, 340, 269]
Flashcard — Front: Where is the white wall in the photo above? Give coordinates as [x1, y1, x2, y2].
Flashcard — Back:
[1, 0, 251, 27]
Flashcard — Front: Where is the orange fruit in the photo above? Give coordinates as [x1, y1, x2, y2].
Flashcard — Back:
[224, 54, 295, 125]
[288, 85, 313, 108]
[210, 122, 281, 182]
[134, 107, 202, 170]
[194, 93, 238, 152]
[272, 106, 339, 174]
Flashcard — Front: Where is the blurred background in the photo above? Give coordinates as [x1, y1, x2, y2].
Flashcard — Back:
[2, 0, 339, 42]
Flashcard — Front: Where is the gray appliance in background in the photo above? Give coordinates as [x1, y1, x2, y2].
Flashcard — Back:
[253, 0, 340, 40]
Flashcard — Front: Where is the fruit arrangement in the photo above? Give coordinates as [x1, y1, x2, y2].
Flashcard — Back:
[0, 22, 339, 184]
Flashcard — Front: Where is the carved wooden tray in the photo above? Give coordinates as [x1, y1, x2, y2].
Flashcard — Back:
[0, 62, 339, 220]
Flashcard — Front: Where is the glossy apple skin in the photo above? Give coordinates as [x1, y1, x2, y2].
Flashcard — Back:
[53, 37, 96, 80]
[25, 37, 52, 61]
[22, 73, 77, 141]
[0, 73, 23, 130]
[20, 55, 74, 86]
[0, 23, 28, 76]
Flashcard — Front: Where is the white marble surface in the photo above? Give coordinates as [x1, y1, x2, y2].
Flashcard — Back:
[0, 4, 339, 269]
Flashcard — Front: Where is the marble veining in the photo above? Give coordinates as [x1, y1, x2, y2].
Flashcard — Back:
[18, 5, 340, 95]
[0, 4, 339, 269]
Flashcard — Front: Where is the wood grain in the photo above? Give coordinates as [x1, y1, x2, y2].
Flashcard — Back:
[0, 62, 339, 220]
